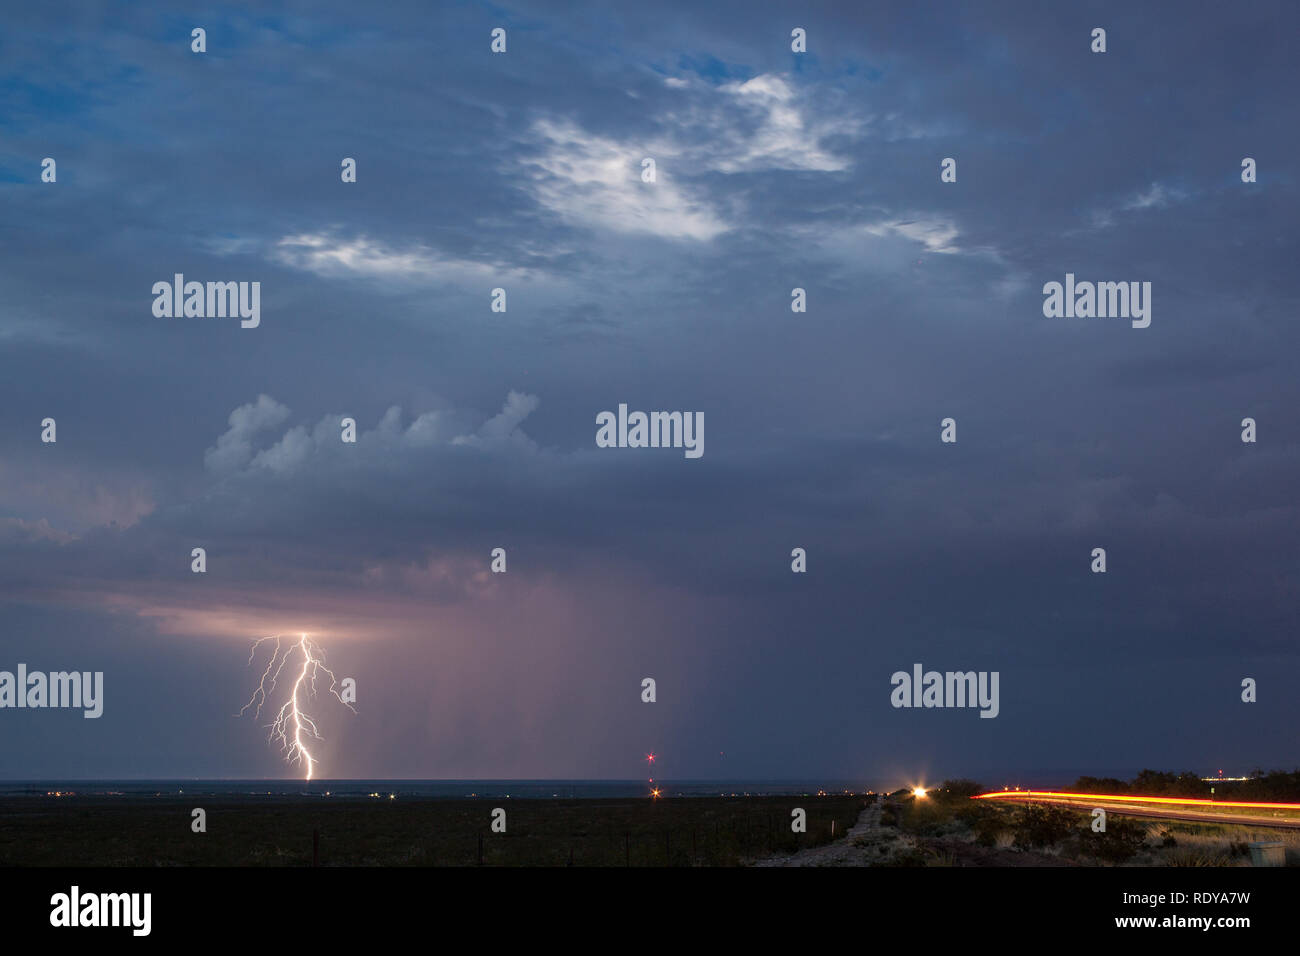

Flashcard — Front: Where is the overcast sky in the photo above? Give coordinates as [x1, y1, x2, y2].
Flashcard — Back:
[0, 0, 1296, 784]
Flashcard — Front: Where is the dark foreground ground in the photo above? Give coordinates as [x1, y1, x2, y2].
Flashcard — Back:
[0, 794, 866, 866]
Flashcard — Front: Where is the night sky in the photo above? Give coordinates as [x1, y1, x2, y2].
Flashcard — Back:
[0, 1, 1296, 783]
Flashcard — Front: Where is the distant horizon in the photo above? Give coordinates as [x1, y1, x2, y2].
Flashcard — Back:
[0, 766, 1284, 784]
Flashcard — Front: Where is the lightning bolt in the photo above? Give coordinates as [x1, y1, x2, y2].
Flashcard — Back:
[238, 633, 356, 781]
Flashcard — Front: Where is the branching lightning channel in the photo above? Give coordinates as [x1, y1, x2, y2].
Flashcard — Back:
[237, 633, 355, 781]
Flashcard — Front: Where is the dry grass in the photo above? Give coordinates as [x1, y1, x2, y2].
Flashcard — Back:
[0, 794, 866, 867]
[1138, 821, 1299, 867]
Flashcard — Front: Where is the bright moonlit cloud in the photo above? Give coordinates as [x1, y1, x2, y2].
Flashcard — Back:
[525, 117, 729, 241]
[1086, 182, 1193, 231]
[711, 74, 852, 173]
[862, 218, 962, 254]
[272, 232, 542, 286]
[521, 73, 856, 241]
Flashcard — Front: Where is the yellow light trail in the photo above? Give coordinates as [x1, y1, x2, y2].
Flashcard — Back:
[237, 633, 356, 781]
[974, 789, 1300, 811]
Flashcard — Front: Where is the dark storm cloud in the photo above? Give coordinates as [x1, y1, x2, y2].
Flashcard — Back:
[0, 0, 1296, 780]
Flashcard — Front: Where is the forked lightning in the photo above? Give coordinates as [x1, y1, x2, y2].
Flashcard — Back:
[237, 633, 355, 780]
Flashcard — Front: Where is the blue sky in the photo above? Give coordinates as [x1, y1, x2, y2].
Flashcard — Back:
[0, 0, 1296, 783]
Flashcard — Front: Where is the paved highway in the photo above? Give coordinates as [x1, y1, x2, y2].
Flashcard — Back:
[987, 794, 1300, 830]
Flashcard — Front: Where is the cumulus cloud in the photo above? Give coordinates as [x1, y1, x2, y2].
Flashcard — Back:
[208, 390, 542, 482]
[452, 391, 541, 451]
[204, 394, 292, 475]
